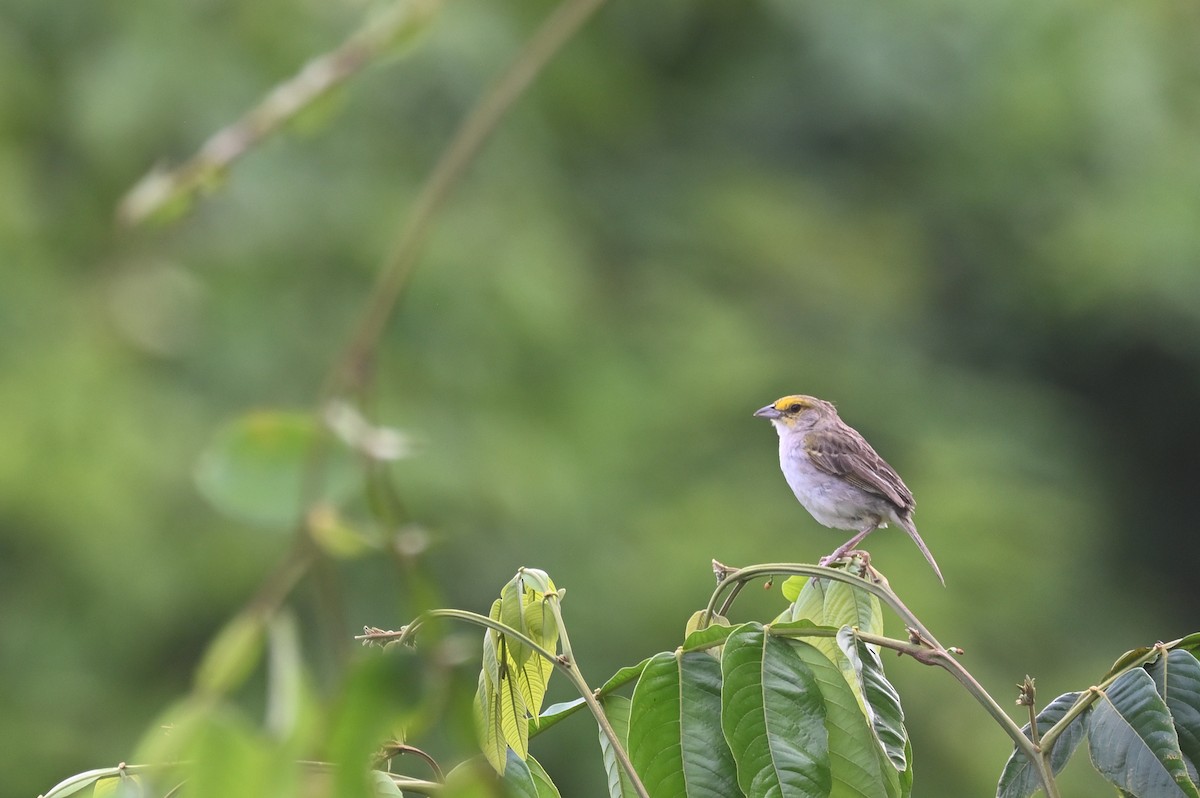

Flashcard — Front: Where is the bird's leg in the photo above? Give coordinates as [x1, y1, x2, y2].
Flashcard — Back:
[819, 524, 879, 567]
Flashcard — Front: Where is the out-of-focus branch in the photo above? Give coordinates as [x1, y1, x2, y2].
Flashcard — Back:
[330, 0, 608, 397]
[117, 0, 442, 227]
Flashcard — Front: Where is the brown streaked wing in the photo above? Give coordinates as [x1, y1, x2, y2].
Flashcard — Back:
[802, 427, 914, 512]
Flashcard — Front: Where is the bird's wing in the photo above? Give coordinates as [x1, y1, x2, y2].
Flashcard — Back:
[802, 427, 914, 512]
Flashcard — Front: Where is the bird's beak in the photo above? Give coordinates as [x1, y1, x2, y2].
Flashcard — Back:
[754, 404, 781, 419]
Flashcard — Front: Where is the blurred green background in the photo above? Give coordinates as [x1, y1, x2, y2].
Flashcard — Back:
[5, 0, 1200, 794]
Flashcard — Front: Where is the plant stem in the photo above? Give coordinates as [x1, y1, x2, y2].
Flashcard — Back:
[333, 0, 609, 396]
[546, 599, 650, 798]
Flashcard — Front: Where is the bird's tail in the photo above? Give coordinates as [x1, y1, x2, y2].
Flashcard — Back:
[898, 517, 945, 586]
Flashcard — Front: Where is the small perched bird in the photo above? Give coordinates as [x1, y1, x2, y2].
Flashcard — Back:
[754, 394, 944, 585]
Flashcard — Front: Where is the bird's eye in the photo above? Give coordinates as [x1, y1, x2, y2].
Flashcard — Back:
[788, 402, 803, 413]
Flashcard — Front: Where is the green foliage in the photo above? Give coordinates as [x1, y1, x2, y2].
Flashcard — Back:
[998, 644, 1200, 798]
[12, 0, 1200, 794]
[194, 411, 360, 528]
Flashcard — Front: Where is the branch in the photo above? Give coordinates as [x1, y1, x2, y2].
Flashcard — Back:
[117, 0, 443, 227]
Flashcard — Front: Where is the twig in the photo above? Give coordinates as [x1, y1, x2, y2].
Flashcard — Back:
[118, 0, 443, 227]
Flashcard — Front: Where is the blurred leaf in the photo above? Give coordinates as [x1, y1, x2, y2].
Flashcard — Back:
[996, 691, 1087, 798]
[443, 752, 559, 798]
[628, 650, 741, 798]
[307, 503, 377, 559]
[370, 770, 406, 797]
[194, 411, 359, 528]
[1147, 650, 1200, 783]
[195, 613, 265, 696]
[265, 612, 313, 743]
[598, 695, 637, 798]
[1088, 668, 1200, 798]
[720, 623, 830, 797]
[326, 651, 430, 797]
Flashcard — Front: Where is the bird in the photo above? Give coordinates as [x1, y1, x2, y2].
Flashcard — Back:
[754, 394, 944, 585]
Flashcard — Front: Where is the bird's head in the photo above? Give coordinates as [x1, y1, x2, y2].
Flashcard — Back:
[753, 394, 833, 431]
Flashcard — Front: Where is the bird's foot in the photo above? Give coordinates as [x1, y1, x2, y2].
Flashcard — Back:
[818, 549, 871, 574]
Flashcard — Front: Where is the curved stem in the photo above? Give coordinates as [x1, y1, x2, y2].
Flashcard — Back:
[702, 563, 940, 646]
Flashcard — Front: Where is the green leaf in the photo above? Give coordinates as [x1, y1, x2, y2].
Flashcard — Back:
[837, 627, 908, 772]
[92, 774, 144, 798]
[194, 411, 359, 527]
[1147, 650, 1200, 783]
[682, 620, 741, 653]
[995, 691, 1088, 798]
[787, 633, 900, 798]
[599, 695, 638, 798]
[195, 613, 265, 695]
[628, 652, 687, 798]
[1170, 634, 1200, 657]
[601, 658, 653, 693]
[525, 756, 562, 798]
[533, 698, 586, 737]
[628, 650, 742, 798]
[496, 573, 558, 723]
[443, 753, 559, 798]
[1088, 668, 1200, 798]
[685, 610, 729, 639]
[499, 750, 560, 798]
[779, 577, 882, 711]
[720, 623, 830, 797]
[475, 617, 529, 774]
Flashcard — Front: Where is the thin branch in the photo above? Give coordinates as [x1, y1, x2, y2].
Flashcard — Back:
[330, 0, 609, 397]
[118, 0, 443, 227]
[546, 598, 651, 798]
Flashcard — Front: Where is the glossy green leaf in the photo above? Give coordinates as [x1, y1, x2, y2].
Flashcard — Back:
[1088, 668, 1200, 798]
[628, 652, 687, 797]
[788, 634, 900, 798]
[194, 411, 359, 527]
[995, 691, 1088, 798]
[779, 577, 882, 710]
[837, 627, 908, 772]
[627, 650, 741, 798]
[1147, 650, 1200, 782]
[720, 623, 830, 797]
[195, 613, 265, 695]
[624, 652, 734, 792]
[599, 695, 638, 798]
